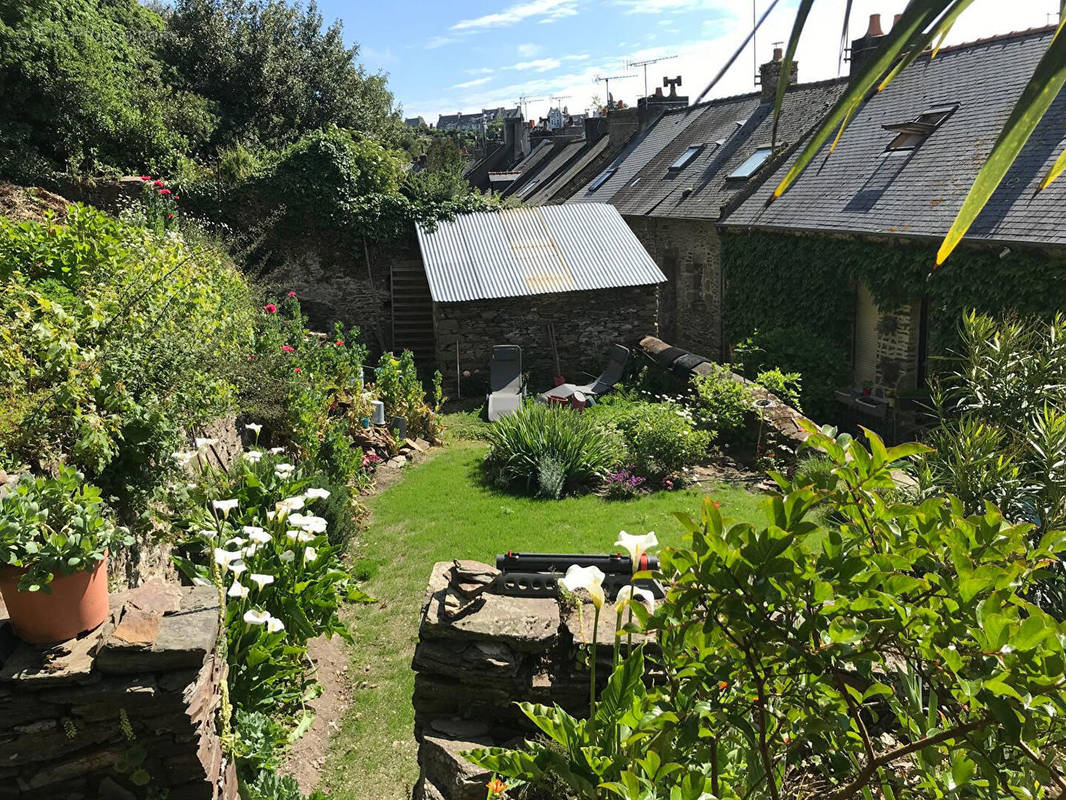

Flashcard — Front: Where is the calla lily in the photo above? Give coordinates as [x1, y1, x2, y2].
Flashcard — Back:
[243, 544, 259, 557]
[249, 573, 275, 590]
[214, 548, 242, 566]
[244, 450, 264, 463]
[275, 496, 305, 516]
[285, 530, 300, 542]
[195, 437, 218, 450]
[229, 559, 247, 575]
[212, 498, 239, 517]
[266, 616, 285, 633]
[228, 581, 249, 599]
[224, 537, 247, 547]
[303, 546, 318, 562]
[243, 609, 270, 625]
[244, 527, 271, 544]
[274, 463, 295, 479]
[304, 487, 330, 501]
[245, 423, 263, 434]
[294, 515, 327, 534]
[615, 530, 658, 571]
[280, 550, 295, 563]
[269, 447, 285, 455]
[614, 585, 656, 615]
[562, 564, 606, 609]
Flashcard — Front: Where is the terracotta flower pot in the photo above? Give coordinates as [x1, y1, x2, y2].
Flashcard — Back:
[0, 555, 110, 645]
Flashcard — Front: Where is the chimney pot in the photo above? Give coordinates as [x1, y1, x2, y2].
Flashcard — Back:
[773, 46, 783, 62]
[866, 13, 884, 37]
[893, 13, 902, 28]
[655, 86, 663, 96]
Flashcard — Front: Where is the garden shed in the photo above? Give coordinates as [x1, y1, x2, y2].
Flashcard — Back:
[413, 203, 666, 392]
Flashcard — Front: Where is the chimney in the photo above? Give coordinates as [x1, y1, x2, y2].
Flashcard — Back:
[637, 76, 688, 130]
[850, 13, 887, 81]
[503, 116, 530, 161]
[759, 46, 797, 102]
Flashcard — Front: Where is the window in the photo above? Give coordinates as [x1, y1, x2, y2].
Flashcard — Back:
[588, 167, 617, 192]
[728, 146, 774, 180]
[629, 177, 642, 188]
[883, 104, 958, 151]
[668, 144, 704, 171]
[516, 178, 540, 198]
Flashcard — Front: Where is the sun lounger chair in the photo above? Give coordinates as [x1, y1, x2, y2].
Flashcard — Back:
[487, 345, 525, 421]
[538, 344, 630, 404]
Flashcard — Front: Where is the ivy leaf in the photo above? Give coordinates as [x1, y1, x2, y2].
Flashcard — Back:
[828, 617, 868, 645]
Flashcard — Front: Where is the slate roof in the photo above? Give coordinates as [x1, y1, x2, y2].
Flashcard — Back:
[612, 80, 846, 220]
[507, 139, 586, 199]
[524, 136, 613, 206]
[415, 204, 667, 303]
[723, 27, 1066, 247]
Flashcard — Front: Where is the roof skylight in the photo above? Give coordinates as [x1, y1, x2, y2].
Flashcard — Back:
[728, 146, 774, 180]
[516, 179, 540, 198]
[668, 145, 704, 171]
[588, 167, 617, 192]
[883, 104, 958, 151]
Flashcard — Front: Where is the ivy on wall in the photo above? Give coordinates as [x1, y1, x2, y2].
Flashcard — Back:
[721, 230, 1066, 363]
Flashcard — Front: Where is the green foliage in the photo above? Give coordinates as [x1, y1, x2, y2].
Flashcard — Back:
[243, 769, 331, 800]
[587, 397, 712, 482]
[754, 367, 802, 410]
[486, 404, 624, 498]
[374, 350, 441, 442]
[233, 709, 287, 773]
[733, 327, 848, 420]
[0, 466, 133, 591]
[689, 366, 754, 438]
[469, 424, 1066, 800]
[0, 205, 254, 512]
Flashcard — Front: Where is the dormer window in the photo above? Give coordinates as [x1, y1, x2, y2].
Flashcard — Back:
[883, 104, 958, 151]
[588, 167, 617, 192]
[668, 144, 704, 171]
[728, 146, 774, 180]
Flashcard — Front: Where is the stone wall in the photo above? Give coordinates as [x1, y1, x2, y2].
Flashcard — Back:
[624, 216, 723, 360]
[412, 560, 627, 800]
[0, 582, 234, 799]
[433, 285, 659, 394]
[873, 303, 922, 395]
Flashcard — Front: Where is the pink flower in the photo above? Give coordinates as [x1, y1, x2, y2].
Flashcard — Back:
[264, 304, 277, 314]
[293, 367, 302, 373]
[159, 188, 172, 195]
[287, 291, 297, 298]
[335, 340, 344, 347]
[281, 345, 294, 353]
[140, 175, 152, 181]
[153, 180, 163, 187]
[167, 213, 174, 219]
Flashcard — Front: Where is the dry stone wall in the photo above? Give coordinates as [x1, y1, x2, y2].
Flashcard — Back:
[0, 581, 234, 799]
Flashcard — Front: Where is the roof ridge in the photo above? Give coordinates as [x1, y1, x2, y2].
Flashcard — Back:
[658, 75, 850, 119]
[928, 23, 1058, 57]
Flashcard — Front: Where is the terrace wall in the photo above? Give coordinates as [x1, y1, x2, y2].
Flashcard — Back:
[0, 582, 234, 799]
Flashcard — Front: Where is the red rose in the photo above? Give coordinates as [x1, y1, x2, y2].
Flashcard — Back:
[159, 188, 172, 195]
[281, 345, 294, 352]
[153, 180, 163, 187]
[287, 291, 297, 298]
[167, 213, 174, 219]
[264, 304, 277, 314]
[293, 367, 302, 373]
[335, 340, 344, 347]
[140, 176, 151, 181]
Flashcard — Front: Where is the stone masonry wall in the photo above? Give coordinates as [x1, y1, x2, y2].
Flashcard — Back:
[0, 582, 234, 799]
[433, 285, 658, 394]
[624, 216, 723, 360]
[412, 560, 635, 800]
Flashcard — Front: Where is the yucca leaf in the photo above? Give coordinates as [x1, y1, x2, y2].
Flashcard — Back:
[1040, 146, 1066, 190]
[877, 0, 976, 90]
[771, 0, 815, 149]
[936, 16, 1066, 265]
[770, 0, 956, 204]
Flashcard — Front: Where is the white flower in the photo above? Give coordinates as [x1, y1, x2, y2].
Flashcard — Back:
[293, 515, 327, 534]
[274, 463, 295, 480]
[303, 546, 318, 562]
[243, 450, 264, 464]
[280, 550, 295, 563]
[229, 559, 247, 576]
[198, 529, 217, 538]
[266, 616, 285, 633]
[171, 451, 197, 467]
[224, 537, 247, 547]
[192, 577, 212, 587]
[561, 564, 606, 609]
[243, 608, 270, 625]
[212, 498, 239, 517]
[615, 531, 658, 572]
[614, 585, 656, 615]
[304, 487, 331, 501]
[227, 581, 249, 599]
[195, 437, 218, 450]
[243, 526, 271, 544]
[243, 544, 259, 557]
[297, 531, 315, 543]
[285, 529, 300, 542]
[245, 423, 263, 434]
[266, 510, 277, 521]
[275, 496, 305, 516]
[249, 573, 275, 590]
[269, 447, 285, 455]
[214, 548, 242, 567]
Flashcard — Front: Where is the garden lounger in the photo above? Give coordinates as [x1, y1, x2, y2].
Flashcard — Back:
[487, 345, 524, 421]
[537, 344, 630, 404]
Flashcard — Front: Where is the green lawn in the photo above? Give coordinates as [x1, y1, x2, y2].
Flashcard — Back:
[321, 440, 767, 800]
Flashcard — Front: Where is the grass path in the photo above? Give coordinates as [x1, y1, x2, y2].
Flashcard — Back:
[321, 440, 766, 800]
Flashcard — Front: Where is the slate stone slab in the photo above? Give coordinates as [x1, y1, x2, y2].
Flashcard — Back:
[0, 621, 111, 687]
[420, 586, 559, 653]
[421, 735, 494, 800]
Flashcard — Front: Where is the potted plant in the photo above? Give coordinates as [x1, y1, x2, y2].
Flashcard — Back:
[0, 466, 132, 644]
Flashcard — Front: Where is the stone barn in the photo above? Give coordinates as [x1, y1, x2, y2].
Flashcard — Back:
[413, 204, 666, 394]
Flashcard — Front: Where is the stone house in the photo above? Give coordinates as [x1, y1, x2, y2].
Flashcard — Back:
[414, 203, 666, 392]
[720, 20, 1066, 411]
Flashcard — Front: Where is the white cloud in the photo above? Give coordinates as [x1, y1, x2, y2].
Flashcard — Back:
[517, 43, 542, 58]
[615, 0, 726, 13]
[451, 0, 579, 32]
[452, 76, 493, 89]
[426, 35, 457, 49]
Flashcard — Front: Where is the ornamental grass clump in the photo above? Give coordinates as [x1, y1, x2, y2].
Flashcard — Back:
[485, 403, 623, 498]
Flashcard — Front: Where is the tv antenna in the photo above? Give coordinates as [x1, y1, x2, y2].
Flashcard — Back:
[595, 74, 636, 112]
[516, 96, 544, 119]
[627, 54, 678, 98]
[550, 94, 572, 109]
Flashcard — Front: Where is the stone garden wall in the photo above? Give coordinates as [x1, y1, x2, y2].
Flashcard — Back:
[0, 581, 234, 799]
[433, 285, 659, 395]
[412, 560, 629, 800]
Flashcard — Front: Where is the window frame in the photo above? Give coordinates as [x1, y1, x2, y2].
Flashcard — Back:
[727, 145, 775, 180]
[668, 144, 705, 171]
[883, 104, 959, 153]
[588, 167, 618, 193]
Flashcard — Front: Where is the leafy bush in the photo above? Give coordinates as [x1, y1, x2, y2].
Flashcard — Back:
[588, 398, 711, 482]
[689, 366, 753, 438]
[0, 466, 133, 591]
[243, 770, 331, 800]
[374, 349, 443, 442]
[0, 205, 254, 512]
[486, 404, 623, 497]
[469, 425, 1066, 800]
[734, 326, 849, 420]
[233, 710, 287, 773]
[754, 367, 803, 410]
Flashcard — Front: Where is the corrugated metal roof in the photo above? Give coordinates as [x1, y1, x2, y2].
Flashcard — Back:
[415, 204, 667, 303]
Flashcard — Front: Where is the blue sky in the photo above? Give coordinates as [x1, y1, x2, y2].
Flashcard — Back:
[321, 1, 1059, 124]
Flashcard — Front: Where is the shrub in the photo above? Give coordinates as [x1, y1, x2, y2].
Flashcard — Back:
[689, 366, 753, 438]
[754, 367, 803, 410]
[588, 399, 711, 482]
[0, 466, 133, 591]
[486, 403, 623, 497]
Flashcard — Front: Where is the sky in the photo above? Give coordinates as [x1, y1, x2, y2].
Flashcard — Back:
[325, 0, 1060, 124]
